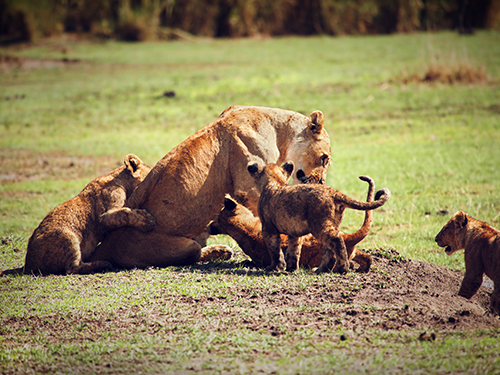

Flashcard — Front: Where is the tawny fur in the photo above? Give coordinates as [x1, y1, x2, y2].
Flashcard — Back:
[1, 154, 154, 276]
[435, 211, 500, 314]
[89, 106, 332, 269]
[248, 162, 390, 273]
[209, 194, 373, 272]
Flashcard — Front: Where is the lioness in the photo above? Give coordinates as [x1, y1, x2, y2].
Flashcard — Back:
[248, 162, 390, 273]
[89, 106, 331, 269]
[1, 154, 155, 276]
[208, 194, 373, 272]
[435, 211, 500, 314]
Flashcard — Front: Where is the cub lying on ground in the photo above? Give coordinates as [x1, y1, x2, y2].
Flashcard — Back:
[209, 189, 373, 272]
[435, 211, 500, 314]
[248, 162, 390, 273]
[1, 154, 155, 276]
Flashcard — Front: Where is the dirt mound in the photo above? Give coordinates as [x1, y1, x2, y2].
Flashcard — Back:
[311, 248, 498, 331]
[0, 249, 497, 341]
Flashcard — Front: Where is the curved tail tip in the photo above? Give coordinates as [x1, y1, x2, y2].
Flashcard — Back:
[358, 176, 373, 183]
[375, 188, 391, 201]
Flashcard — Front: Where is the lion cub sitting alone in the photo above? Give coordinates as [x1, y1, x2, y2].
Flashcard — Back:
[247, 162, 390, 273]
[435, 211, 500, 314]
[1, 154, 155, 276]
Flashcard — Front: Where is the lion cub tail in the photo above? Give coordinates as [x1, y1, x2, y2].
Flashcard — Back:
[0, 267, 24, 276]
[342, 176, 390, 212]
[343, 176, 375, 246]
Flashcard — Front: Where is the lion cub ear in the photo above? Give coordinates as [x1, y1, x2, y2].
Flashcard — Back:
[455, 211, 468, 228]
[124, 154, 143, 174]
[223, 197, 238, 211]
[247, 162, 260, 176]
[282, 162, 294, 178]
[309, 111, 324, 134]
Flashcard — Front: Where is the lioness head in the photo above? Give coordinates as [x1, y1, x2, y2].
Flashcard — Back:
[247, 162, 294, 193]
[435, 211, 468, 255]
[287, 111, 331, 185]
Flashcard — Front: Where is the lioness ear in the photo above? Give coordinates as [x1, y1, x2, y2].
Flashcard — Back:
[309, 111, 324, 134]
[283, 162, 294, 177]
[224, 197, 238, 211]
[247, 163, 259, 176]
[124, 154, 142, 173]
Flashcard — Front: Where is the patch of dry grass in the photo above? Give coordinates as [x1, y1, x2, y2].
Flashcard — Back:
[397, 54, 489, 85]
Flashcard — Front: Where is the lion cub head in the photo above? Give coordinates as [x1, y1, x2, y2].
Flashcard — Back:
[247, 162, 293, 193]
[435, 211, 469, 255]
[123, 154, 150, 185]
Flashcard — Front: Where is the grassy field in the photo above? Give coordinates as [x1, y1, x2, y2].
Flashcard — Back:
[1, 31, 500, 373]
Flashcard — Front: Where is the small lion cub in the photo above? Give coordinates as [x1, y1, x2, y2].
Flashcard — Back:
[1, 154, 155, 276]
[435, 211, 500, 314]
[247, 161, 390, 274]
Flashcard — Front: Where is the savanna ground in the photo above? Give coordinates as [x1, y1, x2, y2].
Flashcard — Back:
[1, 31, 500, 373]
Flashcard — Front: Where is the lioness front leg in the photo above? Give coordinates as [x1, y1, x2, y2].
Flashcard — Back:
[100, 208, 156, 232]
[285, 236, 303, 272]
[262, 230, 285, 272]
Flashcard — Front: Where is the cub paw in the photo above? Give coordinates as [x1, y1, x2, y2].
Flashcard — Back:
[135, 209, 156, 232]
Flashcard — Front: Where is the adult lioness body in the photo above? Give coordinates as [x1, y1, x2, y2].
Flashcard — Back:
[90, 106, 331, 269]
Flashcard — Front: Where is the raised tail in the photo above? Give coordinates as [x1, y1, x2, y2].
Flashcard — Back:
[0, 267, 24, 276]
[343, 176, 375, 246]
[341, 177, 390, 211]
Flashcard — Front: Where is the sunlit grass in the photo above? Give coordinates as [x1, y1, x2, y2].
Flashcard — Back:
[1, 31, 500, 373]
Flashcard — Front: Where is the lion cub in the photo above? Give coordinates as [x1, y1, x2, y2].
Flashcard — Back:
[435, 211, 500, 314]
[209, 195, 373, 272]
[1, 154, 155, 276]
[247, 162, 390, 273]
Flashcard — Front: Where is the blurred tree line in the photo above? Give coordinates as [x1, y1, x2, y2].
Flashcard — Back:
[1, 0, 499, 43]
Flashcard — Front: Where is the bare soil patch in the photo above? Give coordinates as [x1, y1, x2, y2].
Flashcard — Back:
[1, 249, 498, 345]
[0, 149, 122, 184]
[0, 54, 80, 72]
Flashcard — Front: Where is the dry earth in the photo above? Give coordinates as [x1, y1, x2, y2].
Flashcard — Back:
[1, 249, 498, 344]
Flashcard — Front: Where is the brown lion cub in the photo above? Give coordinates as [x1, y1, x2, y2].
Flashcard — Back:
[1, 154, 155, 276]
[248, 162, 390, 273]
[209, 193, 373, 272]
[435, 211, 500, 314]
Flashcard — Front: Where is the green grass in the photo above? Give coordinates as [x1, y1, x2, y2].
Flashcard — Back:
[1, 31, 500, 373]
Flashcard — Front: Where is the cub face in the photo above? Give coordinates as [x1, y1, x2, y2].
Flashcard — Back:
[247, 162, 294, 193]
[435, 211, 468, 255]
